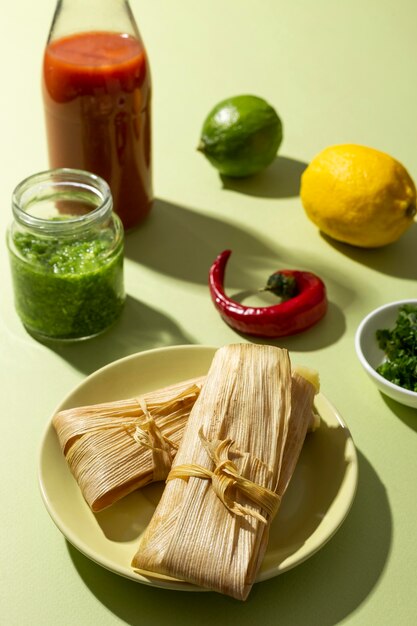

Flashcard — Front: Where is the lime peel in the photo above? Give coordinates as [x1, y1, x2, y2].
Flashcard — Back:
[198, 95, 283, 178]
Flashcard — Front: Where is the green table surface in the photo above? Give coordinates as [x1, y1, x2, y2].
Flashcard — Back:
[1, 1, 417, 624]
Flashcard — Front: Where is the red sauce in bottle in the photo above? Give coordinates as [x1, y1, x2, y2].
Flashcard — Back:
[42, 31, 152, 230]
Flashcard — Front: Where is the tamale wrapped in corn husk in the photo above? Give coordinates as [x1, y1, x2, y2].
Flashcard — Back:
[53, 377, 204, 512]
[131, 344, 316, 600]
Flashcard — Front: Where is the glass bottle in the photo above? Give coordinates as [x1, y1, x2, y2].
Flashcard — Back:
[7, 168, 125, 341]
[42, 0, 152, 231]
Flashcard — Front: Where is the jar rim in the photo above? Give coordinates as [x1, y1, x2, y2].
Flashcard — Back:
[12, 168, 113, 234]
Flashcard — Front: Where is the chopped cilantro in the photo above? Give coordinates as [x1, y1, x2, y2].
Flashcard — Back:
[9, 230, 125, 340]
[376, 304, 417, 392]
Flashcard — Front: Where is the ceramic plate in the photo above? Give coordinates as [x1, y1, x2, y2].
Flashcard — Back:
[39, 345, 358, 591]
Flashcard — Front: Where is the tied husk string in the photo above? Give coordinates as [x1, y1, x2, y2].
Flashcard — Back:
[167, 429, 281, 523]
[133, 398, 178, 481]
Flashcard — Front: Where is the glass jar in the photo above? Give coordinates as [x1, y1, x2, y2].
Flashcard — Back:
[42, 0, 153, 230]
[7, 168, 125, 341]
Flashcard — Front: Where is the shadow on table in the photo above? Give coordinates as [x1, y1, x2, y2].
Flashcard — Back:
[123, 198, 348, 350]
[44, 295, 194, 376]
[220, 155, 307, 199]
[227, 300, 345, 351]
[67, 447, 391, 626]
[319, 223, 417, 279]
[381, 394, 417, 433]
[124, 198, 282, 285]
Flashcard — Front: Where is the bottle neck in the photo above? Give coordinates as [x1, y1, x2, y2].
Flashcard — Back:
[12, 168, 113, 237]
[47, 0, 139, 42]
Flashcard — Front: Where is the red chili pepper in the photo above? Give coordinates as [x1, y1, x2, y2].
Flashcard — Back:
[209, 250, 328, 338]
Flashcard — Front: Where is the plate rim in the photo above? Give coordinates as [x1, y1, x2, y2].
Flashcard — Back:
[38, 344, 358, 591]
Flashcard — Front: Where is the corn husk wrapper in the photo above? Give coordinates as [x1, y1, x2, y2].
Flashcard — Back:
[52, 377, 204, 512]
[131, 344, 316, 600]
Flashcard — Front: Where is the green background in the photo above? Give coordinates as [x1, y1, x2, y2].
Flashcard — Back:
[1, 1, 416, 624]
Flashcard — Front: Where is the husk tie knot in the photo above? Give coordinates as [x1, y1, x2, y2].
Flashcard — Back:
[133, 398, 178, 481]
[167, 429, 280, 523]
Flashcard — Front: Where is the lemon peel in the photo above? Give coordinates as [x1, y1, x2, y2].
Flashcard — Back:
[300, 144, 416, 248]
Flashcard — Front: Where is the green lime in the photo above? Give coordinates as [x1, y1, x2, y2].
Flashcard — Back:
[198, 95, 283, 178]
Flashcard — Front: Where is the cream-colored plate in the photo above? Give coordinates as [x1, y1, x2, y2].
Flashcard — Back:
[39, 345, 358, 591]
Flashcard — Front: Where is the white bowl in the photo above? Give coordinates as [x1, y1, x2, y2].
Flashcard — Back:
[355, 299, 417, 409]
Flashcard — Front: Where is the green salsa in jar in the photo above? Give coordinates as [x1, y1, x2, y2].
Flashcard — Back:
[7, 169, 125, 341]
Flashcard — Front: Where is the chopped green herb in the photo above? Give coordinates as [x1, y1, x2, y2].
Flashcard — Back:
[9, 230, 125, 340]
[376, 304, 417, 392]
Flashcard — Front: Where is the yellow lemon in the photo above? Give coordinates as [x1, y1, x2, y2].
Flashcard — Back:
[300, 144, 416, 247]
